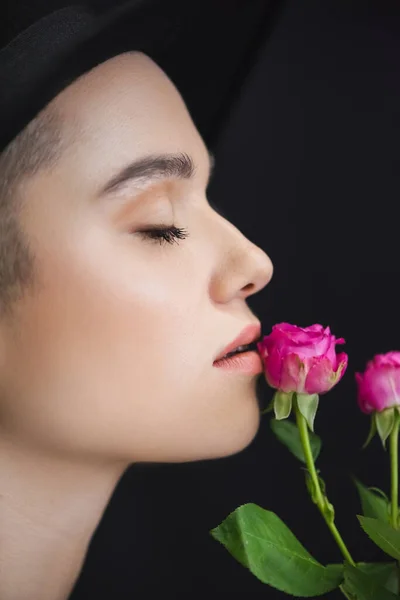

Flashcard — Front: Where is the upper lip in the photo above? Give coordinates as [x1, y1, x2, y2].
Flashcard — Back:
[213, 323, 262, 362]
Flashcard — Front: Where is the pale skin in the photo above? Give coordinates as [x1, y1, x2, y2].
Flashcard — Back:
[0, 52, 273, 600]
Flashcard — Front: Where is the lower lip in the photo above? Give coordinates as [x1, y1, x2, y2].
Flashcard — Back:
[213, 351, 263, 374]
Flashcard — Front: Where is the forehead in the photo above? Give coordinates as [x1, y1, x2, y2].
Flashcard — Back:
[52, 51, 208, 174]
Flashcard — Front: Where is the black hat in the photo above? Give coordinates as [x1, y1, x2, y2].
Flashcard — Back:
[0, 0, 204, 152]
[2, 0, 270, 153]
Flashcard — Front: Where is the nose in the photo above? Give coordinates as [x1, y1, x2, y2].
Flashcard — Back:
[209, 209, 273, 302]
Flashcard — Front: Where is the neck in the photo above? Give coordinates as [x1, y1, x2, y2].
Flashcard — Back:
[0, 436, 127, 600]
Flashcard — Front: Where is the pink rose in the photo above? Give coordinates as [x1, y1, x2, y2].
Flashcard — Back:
[257, 323, 348, 394]
[356, 352, 400, 414]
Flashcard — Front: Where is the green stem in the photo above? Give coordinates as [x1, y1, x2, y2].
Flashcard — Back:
[390, 411, 399, 530]
[339, 584, 355, 600]
[389, 411, 400, 595]
[294, 395, 355, 566]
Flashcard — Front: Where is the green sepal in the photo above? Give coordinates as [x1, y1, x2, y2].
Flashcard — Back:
[317, 473, 327, 496]
[323, 499, 335, 523]
[304, 470, 318, 504]
[273, 390, 293, 420]
[362, 413, 377, 450]
[260, 396, 275, 415]
[375, 407, 396, 449]
[296, 393, 319, 432]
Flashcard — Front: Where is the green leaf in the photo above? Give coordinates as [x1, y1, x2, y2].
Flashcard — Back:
[343, 562, 398, 600]
[325, 563, 344, 578]
[376, 408, 396, 449]
[368, 487, 389, 502]
[358, 515, 400, 560]
[210, 503, 343, 597]
[354, 479, 390, 523]
[362, 414, 377, 450]
[356, 562, 399, 594]
[270, 418, 322, 463]
[296, 393, 319, 432]
[273, 390, 293, 420]
[328, 562, 399, 594]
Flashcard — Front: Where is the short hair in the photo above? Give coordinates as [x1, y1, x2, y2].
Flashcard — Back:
[0, 106, 65, 321]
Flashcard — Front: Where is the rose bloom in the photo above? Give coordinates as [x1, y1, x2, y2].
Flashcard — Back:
[257, 322, 348, 394]
[356, 352, 400, 414]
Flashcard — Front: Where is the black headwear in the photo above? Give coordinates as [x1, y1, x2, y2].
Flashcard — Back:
[1, 0, 241, 153]
[1, 0, 277, 153]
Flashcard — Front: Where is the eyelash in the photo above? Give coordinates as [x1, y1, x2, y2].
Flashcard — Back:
[138, 225, 190, 246]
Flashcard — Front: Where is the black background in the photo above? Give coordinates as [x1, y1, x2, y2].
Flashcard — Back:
[70, 0, 400, 598]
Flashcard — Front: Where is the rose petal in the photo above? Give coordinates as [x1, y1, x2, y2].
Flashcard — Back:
[356, 372, 375, 414]
[280, 353, 307, 393]
[260, 323, 347, 396]
[334, 353, 348, 377]
[306, 324, 325, 333]
[263, 348, 283, 389]
[356, 363, 400, 413]
[304, 356, 337, 394]
[373, 352, 400, 369]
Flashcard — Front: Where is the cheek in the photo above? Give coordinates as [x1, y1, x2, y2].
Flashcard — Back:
[2, 222, 261, 463]
[1, 241, 197, 457]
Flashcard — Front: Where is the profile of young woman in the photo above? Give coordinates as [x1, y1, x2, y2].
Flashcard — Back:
[0, 3, 274, 599]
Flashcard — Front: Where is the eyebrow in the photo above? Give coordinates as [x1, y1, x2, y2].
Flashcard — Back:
[98, 150, 215, 197]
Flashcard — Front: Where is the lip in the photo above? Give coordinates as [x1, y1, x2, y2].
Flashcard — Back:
[213, 323, 262, 363]
[212, 350, 263, 374]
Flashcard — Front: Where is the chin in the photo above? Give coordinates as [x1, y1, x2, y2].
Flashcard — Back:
[183, 405, 261, 463]
[121, 397, 262, 464]
[218, 394, 262, 456]
[213, 416, 261, 459]
[138, 420, 261, 465]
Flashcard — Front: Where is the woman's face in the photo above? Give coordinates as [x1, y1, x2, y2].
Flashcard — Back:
[0, 52, 273, 465]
